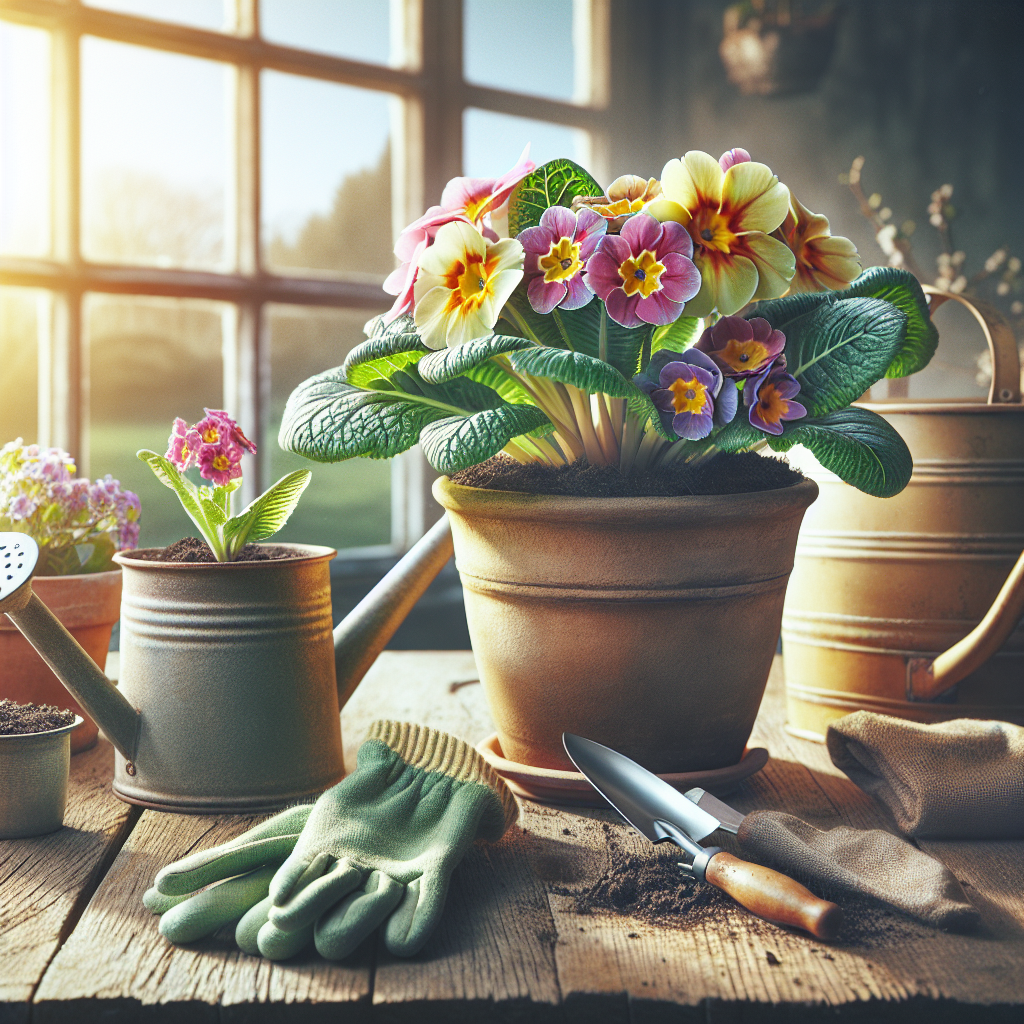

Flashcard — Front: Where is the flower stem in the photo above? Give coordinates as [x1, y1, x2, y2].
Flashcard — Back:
[598, 304, 609, 364]
[552, 309, 575, 351]
[594, 393, 620, 464]
[505, 302, 543, 344]
[566, 385, 607, 465]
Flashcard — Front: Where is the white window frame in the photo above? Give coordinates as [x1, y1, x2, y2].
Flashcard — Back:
[0, 0, 610, 555]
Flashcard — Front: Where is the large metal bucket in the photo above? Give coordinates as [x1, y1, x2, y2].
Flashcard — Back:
[782, 289, 1024, 739]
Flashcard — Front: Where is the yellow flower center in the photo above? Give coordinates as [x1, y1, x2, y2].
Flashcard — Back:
[202, 426, 220, 444]
[619, 249, 665, 298]
[539, 237, 582, 283]
[719, 338, 771, 373]
[445, 252, 498, 315]
[668, 375, 709, 415]
[757, 383, 789, 425]
[212, 454, 231, 471]
[691, 210, 736, 254]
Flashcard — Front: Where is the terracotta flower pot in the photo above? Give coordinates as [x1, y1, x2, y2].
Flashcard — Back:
[434, 476, 818, 774]
[0, 570, 121, 754]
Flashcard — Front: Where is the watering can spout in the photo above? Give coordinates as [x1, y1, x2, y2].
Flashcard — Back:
[907, 547, 1024, 702]
[333, 514, 454, 707]
[0, 534, 141, 766]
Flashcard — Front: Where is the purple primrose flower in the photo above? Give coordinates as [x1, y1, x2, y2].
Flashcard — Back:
[695, 315, 786, 379]
[518, 206, 607, 314]
[745, 360, 808, 435]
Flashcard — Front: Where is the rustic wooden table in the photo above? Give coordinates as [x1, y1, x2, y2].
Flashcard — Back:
[2, 652, 1021, 1023]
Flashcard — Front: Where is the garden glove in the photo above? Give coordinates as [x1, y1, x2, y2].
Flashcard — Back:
[261, 720, 518, 961]
[144, 803, 313, 956]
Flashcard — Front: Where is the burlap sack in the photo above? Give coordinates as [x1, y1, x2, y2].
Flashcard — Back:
[737, 810, 979, 931]
[826, 712, 1024, 839]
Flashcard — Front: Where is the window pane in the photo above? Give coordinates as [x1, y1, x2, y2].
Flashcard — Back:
[0, 23, 50, 257]
[0, 288, 42, 445]
[81, 38, 227, 269]
[463, 108, 585, 179]
[464, 0, 574, 100]
[260, 0, 390, 64]
[87, 294, 226, 549]
[84, 1, 227, 32]
[268, 305, 391, 550]
[262, 72, 393, 278]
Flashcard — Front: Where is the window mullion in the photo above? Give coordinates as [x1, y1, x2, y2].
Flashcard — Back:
[42, 14, 85, 468]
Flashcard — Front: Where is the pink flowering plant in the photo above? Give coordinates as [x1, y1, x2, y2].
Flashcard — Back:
[0, 440, 140, 574]
[281, 150, 940, 498]
[138, 409, 310, 562]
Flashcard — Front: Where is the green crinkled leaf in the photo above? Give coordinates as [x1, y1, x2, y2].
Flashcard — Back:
[507, 346, 673, 439]
[419, 404, 552, 473]
[556, 300, 654, 379]
[779, 297, 906, 417]
[199, 493, 228, 526]
[768, 406, 913, 498]
[418, 334, 536, 383]
[651, 316, 703, 355]
[708, 414, 763, 454]
[279, 363, 551, 470]
[222, 470, 311, 553]
[342, 314, 430, 387]
[748, 267, 935, 380]
[507, 158, 603, 237]
[137, 449, 217, 551]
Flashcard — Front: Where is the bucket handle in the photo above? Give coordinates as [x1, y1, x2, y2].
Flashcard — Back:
[922, 285, 1021, 404]
[906, 290, 1023, 699]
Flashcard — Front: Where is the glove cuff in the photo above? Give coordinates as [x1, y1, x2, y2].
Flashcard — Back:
[367, 720, 518, 836]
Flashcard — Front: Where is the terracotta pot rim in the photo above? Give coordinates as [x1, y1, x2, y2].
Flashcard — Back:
[114, 542, 336, 568]
[0, 715, 84, 742]
[435, 475, 818, 523]
[30, 568, 123, 581]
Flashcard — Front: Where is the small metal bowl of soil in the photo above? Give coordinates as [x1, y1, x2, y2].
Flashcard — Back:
[0, 699, 82, 839]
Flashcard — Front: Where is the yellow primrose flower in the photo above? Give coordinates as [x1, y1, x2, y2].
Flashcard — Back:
[571, 175, 663, 232]
[413, 221, 524, 349]
[776, 195, 862, 294]
[645, 151, 795, 317]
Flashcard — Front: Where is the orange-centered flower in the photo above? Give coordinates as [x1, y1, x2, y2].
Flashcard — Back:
[414, 221, 524, 349]
[539, 237, 583, 283]
[668, 375, 709, 416]
[572, 175, 663, 231]
[201, 425, 220, 445]
[775, 195, 861, 294]
[618, 250, 665, 298]
[645, 151, 795, 316]
[755, 382, 791, 427]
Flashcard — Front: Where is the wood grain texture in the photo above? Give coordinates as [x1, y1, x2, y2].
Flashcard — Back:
[0, 739, 137, 1024]
[31, 810, 372, 1024]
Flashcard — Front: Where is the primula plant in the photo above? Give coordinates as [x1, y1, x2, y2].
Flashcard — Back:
[138, 409, 310, 562]
[0, 440, 141, 574]
[281, 147, 939, 498]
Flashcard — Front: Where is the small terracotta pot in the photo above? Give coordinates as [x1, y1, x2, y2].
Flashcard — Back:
[434, 477, 818, 774]
[0, 570, 121, 753]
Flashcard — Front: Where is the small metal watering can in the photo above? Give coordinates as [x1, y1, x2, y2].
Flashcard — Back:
[782, 289, 1024, 738]
[0, 518, 453, 812]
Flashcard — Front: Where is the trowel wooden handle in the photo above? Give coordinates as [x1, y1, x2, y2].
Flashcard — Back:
[705, 851, 843, 940]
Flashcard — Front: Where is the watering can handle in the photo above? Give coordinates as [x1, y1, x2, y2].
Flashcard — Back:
[333, 514, 454, 707]
[922, 285, 1021, 404]
[905, 289, 1024, 700]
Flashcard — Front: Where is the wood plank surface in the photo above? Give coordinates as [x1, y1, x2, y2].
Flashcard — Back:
[0, 739, 138, 1024]
[6, 652, 1022, 1022]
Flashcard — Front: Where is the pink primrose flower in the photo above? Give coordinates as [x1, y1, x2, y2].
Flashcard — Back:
[198, 441, 243, 486]
[719, 148, 751, 172]
[695, 315, 786, 379]
[518, 206, 607, 314]
[8, 494, 38, 520]
[201, 409, 257, 454]
[383, 146, 535, 323]
[745, 360, 807, 435]
[166, 417, 201, 470]
[584, 213, 701, 328]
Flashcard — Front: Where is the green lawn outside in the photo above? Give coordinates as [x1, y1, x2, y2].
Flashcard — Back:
[89, 421, 391, 552]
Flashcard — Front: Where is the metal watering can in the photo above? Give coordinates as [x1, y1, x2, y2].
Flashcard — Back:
[783, 289, 1024, 738]
[0, 517, 453, 813]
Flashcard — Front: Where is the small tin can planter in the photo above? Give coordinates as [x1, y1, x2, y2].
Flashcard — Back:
[0, 715, 82, 839]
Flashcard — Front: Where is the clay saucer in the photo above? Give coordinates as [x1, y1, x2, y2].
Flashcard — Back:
[476, 733, 769, 807]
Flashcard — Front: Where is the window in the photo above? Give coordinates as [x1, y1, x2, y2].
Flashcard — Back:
[0, 0, 609, 556]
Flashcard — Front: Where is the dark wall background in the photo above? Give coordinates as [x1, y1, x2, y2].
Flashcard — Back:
[604, 0, 1023, 278]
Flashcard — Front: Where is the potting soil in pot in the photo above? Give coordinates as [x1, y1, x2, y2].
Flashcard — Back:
[450, 451, 803, 497]
[0, 698, 76, 735]
[134, 538, 308, 562]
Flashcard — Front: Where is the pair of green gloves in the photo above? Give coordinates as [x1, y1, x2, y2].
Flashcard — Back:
[144, 721, 518, 960]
